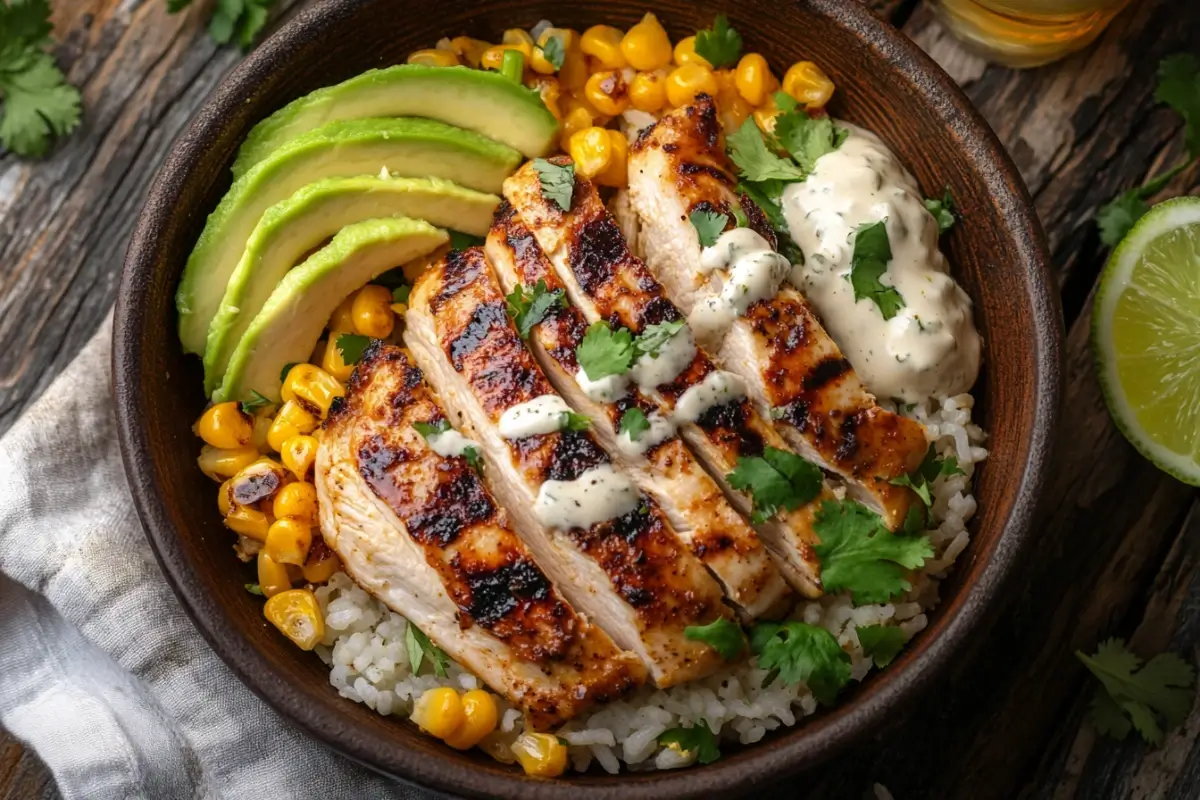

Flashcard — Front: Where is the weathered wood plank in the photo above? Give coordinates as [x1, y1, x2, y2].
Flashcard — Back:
[0, 733, 56, 800]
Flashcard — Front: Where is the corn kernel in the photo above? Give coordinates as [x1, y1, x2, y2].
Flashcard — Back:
[511, 732, 568, 778]
[407, 49, 459, 67]
[197, 444, 259, 482]
[620, 12, 672, 72]
[265, 517, 312, 566]
[263, 587, 324, 648]
[267, 400, 318, 452]
[281, 434, 318, 481]
[226, 506, 270, 541]
[229, 458, 287, 506]
[450, 36, 491, 68]
[411, 687, 465, 740]
[502, 28, 534, 49]
[194, 402, 253, 449]
[531, 28, 577, 75]
[596, 129, 628, 188]
[783, 60, 835, 109]
[251, 412, 272, 453]
[581, 25, 626, 69]
[328, 295, 356, 333]
[302, 539, 341, 584]
[257, 550, 292, 596]
[629, 71, 667, 113]
[673, 35, 711, 68]
[526, 76, 562, 120]
[666, 63, 719, 108]
[350, 285, 395, 339]
[719, 92, 754, 133]
[217, 478, 236, 517]
[567, 127, 613, 180]
[321, 336, 356, 382]
[583, 70, 629, 116]
[273, 481, 319, 526]
[443, 690, 499, 750]
[281, 364, 344, 418]
[559, 106, 594, 150]
[734, 53, 776, 106]
[559, 47, 588, 92]
[753, 93, 781, 135]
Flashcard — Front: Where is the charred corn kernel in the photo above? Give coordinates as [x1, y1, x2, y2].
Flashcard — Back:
[263, 588, 324, 648]
[629, 71, 666, 112]
[350, 285, 395, 339]
[257, 551, 292, 596]
[251, 412, 273, 453]
[329, 295, 356, 333]
[194, 402, 253, 449]
[281, 434, 318, 481]
[281, 364, 344, 418]
[411, 687, 466, 740]
[620, 12, 671, 72]
[581, 25, 626, 69]
[480, 43, 532, 71]
[217, 478, 236, 517]
[265, 517, 312, 566]
[511, 732, 568, 778]
[407, 48, 459, 67]
[783, 60, 835, 109]
[273, 481, 318, 526]
[666, 63, 719, 108]
[197, 444, 259, 481]
[531, 28, 577, 74]
[526, 75, 562, 120]
[734, 53, 776, 106]
[267, 400, 318, 452]
[559, 47, 588, 92]
[596, 129, 628, 188]
[302, 540, 341, 584]
[226, 506, 270, 541]
[321, 336, 355, 382]
[502, 28, 534, 49]
[753, 93, 781, 135]
[229, 458, 287, 506]
[583, 70, 629, 115]
[559, 105, 594, 150]
[443, 690, 499, 750]
[568, 127, 613, 179]
[450, 36, 491, 68]
[673, 35, 711, 68]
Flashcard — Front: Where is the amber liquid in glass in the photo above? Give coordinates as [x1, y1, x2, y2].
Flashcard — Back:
[933, 0, 1132, 67]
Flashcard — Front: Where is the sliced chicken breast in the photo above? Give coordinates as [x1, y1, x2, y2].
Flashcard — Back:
[627, 96, 929, 530]
[502, 165, 830, 598]
[486, 204, 791, 619]
[404, 248, 731, 687]
[316, 342, 645, 729]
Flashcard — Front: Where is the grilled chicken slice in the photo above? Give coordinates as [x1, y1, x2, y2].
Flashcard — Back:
[627, 97, 929, 530]
[404, 248, 731, 687]
[502, 165, 829, 598]
[315, 343, 644, 728]
[486, 205, 790, 619]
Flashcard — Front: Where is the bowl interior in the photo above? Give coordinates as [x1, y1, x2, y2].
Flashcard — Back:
[114, 1, 1060, 798]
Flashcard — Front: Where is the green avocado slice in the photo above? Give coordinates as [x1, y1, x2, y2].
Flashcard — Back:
[232, 65, 558, 178]
[215, 217, 448, 404]
[176, 116, 519, 356]
[201, 176, 498, 395]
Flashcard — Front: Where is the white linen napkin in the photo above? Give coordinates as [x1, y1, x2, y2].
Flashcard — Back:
[0, 315, 429, 800]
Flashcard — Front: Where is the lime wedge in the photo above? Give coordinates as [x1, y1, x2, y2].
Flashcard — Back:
[1093, 196, 1200, 485]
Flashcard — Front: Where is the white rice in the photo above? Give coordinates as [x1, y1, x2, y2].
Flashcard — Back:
[314, 393, 987, 772]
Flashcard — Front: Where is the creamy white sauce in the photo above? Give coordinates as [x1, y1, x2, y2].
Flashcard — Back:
[629, 325, 697, 390]
[689, 229, 791, 351]
[781, 122, 982, 402]
[616, 411, 677, 458]
[534, 464, 641, 530]
[425, 428, 478, 459]
[575, 366, 631, 404]
[498, 395, 574, 439]
[674, 370, 747, 423]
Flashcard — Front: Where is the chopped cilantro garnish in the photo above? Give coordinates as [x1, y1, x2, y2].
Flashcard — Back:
[812, 500, 933, 605]
[279, 362, 298, 383]
[405, 623, 451, 677]
[750, 621, 851, 705]
[727, 119, 806, 182]
[335, 332, 371, 365]
[689, 208, 729, 247]
[693, 14, 742, 69]
[684, 617, 746, 660]
[560, 410, 591, 432]
[890, 443, 964, 509]
[448, 230, 484, 251]
[634, 319, 686, 359]
[726, 446, 822, 524]
[537, 34, 566, 71]
[848, 220, 904, 320]
[658, 722, 721, 764]
[533, 157, 574, 211]
[244, 583, 264, 596]
[239, 390, 272, 415]
[463, 445, 484, 474]
[576, 320, 635, 379]
[506, 279, 565, 339]
[857, 624, 906, 667]
[392, 284, 412, 305]
[413, 419, 450, 439]
[923, 188, 957, 234]
[619, 407, 650, 441]
[1077, 638, 1196, 744]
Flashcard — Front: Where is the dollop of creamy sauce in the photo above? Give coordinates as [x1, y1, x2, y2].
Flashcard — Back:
[781, 122, 982, 402]
[575, 366, 630, 404]
[424, 428, 478, 459]
[534, 464, 641, 530]
[629, 325, 697, 390]
[675, 370, 747, 423]
[689, 228, 791, 351]
[498, 395, 574, 439]
[616, 411, 677, 458]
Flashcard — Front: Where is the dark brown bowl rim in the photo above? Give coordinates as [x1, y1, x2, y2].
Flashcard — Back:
[113, 1, 1062, 797]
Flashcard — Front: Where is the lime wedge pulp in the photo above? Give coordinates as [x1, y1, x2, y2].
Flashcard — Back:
[1093, 196, 1200, 486]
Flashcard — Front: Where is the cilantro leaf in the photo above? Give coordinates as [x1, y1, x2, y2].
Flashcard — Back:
[448, 230, 484, 251]
[890, 443, 964, 509]
[730, 202, 749, 228]
[856, 624, 906, 667]
[923, 189, 957, 234]
[204, 0, 274, 48]
[239, 390, 272, 415]
[1096, 163, 1186, 247]
[1156, 53, 1200, 158]
[750, 621, 851, 705]
[335, 332, 371, 365]
[413, 419, 451, 439]
[658, 722, 721, 764]
[560, 410, 591, 432]
[684, 616, 746, 660]
[619, 407, 650, 441]
[406, 623, 451, 677]
[727, 446, 822, 524]
[773, 105, 848, 175]
[537, 34, 566, 71]
[812, 500, 933, 605]
[1076, 639, 1196, 745]
[634, 319, 686, 359]
[463, 445, 484, 474]
[533, 158, 575, 211]
[392, 284, 412, 305]
[0, 0, 82, 158]
[848, 220, 904, 320]
[244, 582, 264, 596]
[689, 208, 729, 248]
[727, 119, 806, 182]
[694, 14, 742, 69]
[738, 179, 804, 263]
[576, 321, 635, 380]
[279, 362, 298, 383]
[505, 279, 565, 339]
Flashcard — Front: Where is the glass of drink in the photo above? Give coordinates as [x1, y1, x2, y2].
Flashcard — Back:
[931, 0, 1133, 68]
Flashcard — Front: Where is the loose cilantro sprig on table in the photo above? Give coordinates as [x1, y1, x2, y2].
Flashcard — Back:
[1097, 163, 1188, 247]
[848, 220, 905, 321]
[506, 279, 565, 339]
[619, 407, 650, 441]
[1076, 638, 1196, 744]
[170, 0, 275, 48]
[924, 189, 957, 234]
[533, 158, 575, 211]
[812, 499, 933, 605]
[0, 0, 82, 158]
[750, 621, 852, 705]
[658, 722, 721, 764]
[335, 332, 371, 365]
[726, 446, 823, 524]
[689, 208, 730, 247]
[693, 14, 742, 69]
[406, 623, 451, 677]
[857, 624, 906, 668]
[684, 616, 746, 660]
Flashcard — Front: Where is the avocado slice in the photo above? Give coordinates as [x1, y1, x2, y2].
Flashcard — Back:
[232, 65, 557, 178]
[215, 217, 447, 404]
[201, 176, 498, 395]
[176, 117, 518, 355]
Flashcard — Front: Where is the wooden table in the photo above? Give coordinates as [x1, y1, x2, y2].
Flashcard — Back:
[1, 0, 1197, 797]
